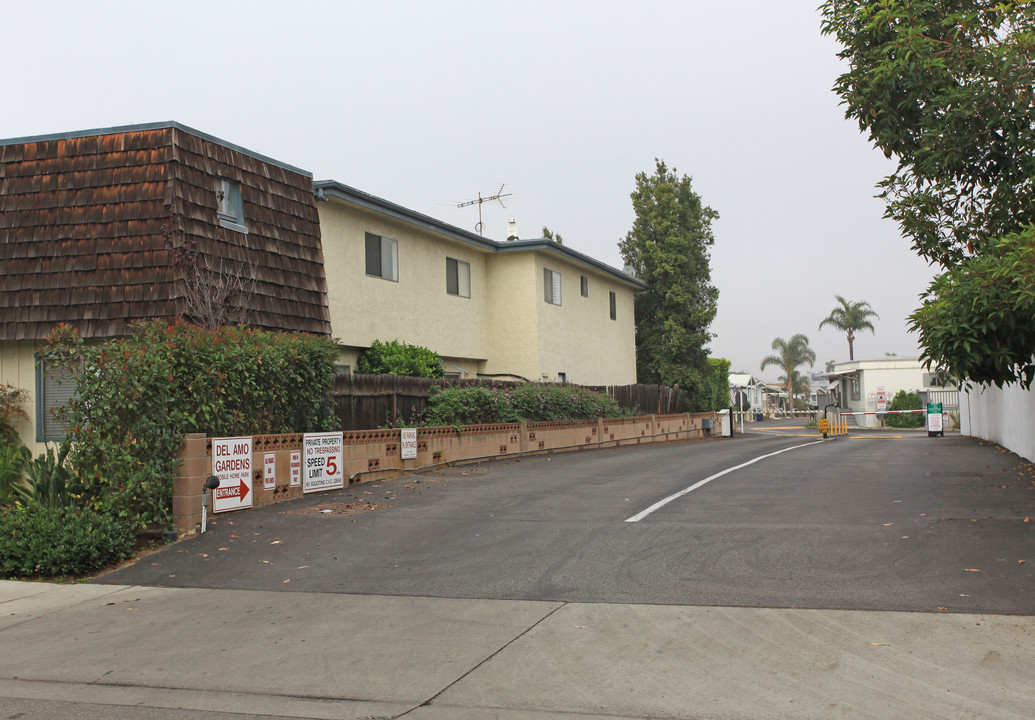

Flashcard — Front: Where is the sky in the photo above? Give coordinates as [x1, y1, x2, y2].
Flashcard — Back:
[1, 0, 939, 381]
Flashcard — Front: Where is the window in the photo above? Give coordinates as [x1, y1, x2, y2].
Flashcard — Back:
[544, 268, 561, 305]
[849, 376, 861, 401]
[446, 257, 471, 298]
[609, 291, 617, 320]
[216, 178, 247, 233]
[35, 355, 74, 442]
[558, 372, 567, 384]
[365, 232, 398, 281]
[580, 275, 589, 297]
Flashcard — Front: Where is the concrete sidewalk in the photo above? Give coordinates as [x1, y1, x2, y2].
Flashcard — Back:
[1, 580, 1032, 719]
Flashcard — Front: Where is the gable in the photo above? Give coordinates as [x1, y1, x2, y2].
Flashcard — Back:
[0, 123, 331, 340]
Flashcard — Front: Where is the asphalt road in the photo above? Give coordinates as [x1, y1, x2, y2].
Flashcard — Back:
[99, 424, 1035, 615]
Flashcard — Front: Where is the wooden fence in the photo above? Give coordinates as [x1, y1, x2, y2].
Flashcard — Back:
[332, 375, 687, 431]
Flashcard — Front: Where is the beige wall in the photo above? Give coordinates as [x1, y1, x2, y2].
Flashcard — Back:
[484, 252, 539, 379]
[0, 341, 45, 455]
[319, 199, 491, 368]
[533, 253, 637, 386]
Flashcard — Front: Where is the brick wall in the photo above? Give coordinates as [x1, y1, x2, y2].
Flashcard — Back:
[172, 412, 716, 535]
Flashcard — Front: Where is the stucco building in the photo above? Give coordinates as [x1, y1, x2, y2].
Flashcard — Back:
[1, 122, 643, 451]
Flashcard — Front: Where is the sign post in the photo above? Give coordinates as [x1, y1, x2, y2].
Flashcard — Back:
[303, 432, 345, 493]
[211, 436, 253, 513]
[927, 403, 944, 437]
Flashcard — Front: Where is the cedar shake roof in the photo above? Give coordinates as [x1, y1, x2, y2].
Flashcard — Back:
[0, 122, 331, 340]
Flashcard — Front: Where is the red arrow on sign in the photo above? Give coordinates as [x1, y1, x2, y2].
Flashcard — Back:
[215, 480, 250, 501]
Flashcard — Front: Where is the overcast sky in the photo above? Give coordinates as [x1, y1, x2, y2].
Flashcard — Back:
[2, 1, 938, 381]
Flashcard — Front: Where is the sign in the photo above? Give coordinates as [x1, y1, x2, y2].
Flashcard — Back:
[877, 401, 887, 412]
[303, 432, 344, 493]
[211, 436, 253, 513]
[927, 403, 944, 436]
[401, 428, 418, 460]
[289, 450, 301, 488]
[868, 393, 875, 401]
[263, 452, 276, 491]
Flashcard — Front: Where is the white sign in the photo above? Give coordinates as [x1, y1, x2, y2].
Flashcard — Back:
[211, 436, 253, 513]
[401, 428, 418, 460]
[289, 450, 301, 488]
[303, 432, 344, 493]
[928, 411, 943, 433]
[263, 452, 276, 491]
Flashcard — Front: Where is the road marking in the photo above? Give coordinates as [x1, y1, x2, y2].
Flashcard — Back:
[624, 440, 825, 523]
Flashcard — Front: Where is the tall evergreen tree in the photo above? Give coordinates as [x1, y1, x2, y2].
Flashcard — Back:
[618, 159, 719, 402]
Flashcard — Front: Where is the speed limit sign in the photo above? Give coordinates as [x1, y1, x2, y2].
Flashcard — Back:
[302, 432, 344, 493]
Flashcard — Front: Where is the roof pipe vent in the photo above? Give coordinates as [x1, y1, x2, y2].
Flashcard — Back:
[506, 219, 518, 242]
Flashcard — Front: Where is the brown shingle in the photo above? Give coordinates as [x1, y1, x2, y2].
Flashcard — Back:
[1, 123, 330, 340]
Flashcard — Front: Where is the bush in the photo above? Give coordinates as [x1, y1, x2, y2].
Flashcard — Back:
[44, 320, 339, 527]
[423, 383, 627, 426]
[0, 444, 30, 507]
[0, 505, 135, 578]
[357, 339, 444, 378]
[885, 390, 924, 429]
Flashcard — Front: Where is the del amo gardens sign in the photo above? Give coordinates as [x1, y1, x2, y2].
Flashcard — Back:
[212, 437, 253, 513]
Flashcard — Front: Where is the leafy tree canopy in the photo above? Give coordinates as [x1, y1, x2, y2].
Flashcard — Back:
[820, 0, 1035, 387]
[618, 159, 719, 400]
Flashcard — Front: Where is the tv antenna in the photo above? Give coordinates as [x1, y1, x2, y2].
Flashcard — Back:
[457, 184, 511, 235]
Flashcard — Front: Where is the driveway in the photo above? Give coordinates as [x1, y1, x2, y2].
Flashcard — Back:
[99, 427, 1035, 615]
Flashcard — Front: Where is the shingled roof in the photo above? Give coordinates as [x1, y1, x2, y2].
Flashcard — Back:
[0, 122, 330, 340]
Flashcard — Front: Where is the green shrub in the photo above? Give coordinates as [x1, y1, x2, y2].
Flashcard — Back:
[44, 320, 339, 527]
[357, 339, 444, 378]
[14, 441, 74, 509]
[0, 505, 135, 578]
[423, 383, 627, 426]
[0, 444, 30, 507]
[885, 390, 924, 429]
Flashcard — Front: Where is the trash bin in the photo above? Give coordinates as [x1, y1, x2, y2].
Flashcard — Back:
[756, 413, 763, 422]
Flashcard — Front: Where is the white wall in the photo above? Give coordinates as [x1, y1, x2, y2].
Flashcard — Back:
[960, 384, 1035, 462]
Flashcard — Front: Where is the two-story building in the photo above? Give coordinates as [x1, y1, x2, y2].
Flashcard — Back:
[315, 181, 642, 384]
[1, 122, 644, 452]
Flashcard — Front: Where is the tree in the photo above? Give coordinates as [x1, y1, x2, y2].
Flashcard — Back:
[818, 295, 879, 361]
[618, 159, 719, 400]
[820, 1, 1035, 387]
[541, 226, 564, 245]
[825, 360, 836, 373]
[779, 370, 813, 410]
[760, 335, 816, 411]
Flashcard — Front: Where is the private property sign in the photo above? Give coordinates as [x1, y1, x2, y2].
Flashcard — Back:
[303, 432, 344, 493]
[212, 436, 253, 513]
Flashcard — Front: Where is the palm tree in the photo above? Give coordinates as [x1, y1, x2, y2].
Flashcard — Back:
[818, 296, 879, 361]
[760, 334, 816, 412]
[779, 370, 813, 410]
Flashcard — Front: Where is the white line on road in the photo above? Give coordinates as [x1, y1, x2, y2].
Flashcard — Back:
[624, 440, 825, 523]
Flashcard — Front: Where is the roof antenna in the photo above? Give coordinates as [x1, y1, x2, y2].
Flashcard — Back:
[457, 184, 512, 236]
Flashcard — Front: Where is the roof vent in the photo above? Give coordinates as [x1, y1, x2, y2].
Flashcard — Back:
[506, 219, 519, 242]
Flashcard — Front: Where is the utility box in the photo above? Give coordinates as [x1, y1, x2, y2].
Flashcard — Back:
[701, 417, 714, 436]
